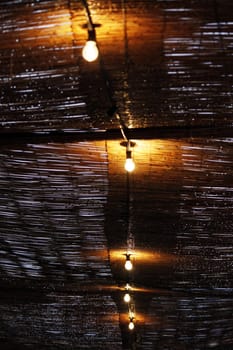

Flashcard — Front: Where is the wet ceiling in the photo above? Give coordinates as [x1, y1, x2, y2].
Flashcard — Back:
[0, 0, 233, 349]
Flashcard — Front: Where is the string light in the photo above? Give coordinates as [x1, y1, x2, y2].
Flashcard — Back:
[82, 30, 99, 62]
[124, 253, 133, 271]
[82, 40, 99, 62]
[123, 283, 131, 302]
[80, 0, 137, 336]
[81, 0, 99, 62]
[124, 292, 131, 303]
[124, 141, 135, 172]
[128, 317, 135, 330]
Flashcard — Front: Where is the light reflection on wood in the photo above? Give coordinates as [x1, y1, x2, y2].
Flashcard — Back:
[110, 249, 179, 266]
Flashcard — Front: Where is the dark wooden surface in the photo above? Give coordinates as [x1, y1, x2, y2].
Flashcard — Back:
[0, 1, 233, 349]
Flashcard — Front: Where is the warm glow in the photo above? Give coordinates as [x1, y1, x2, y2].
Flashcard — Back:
[82, 40, 99, 62]
[123, 293, 131, 303]
[110, 249, 178, 266]
[107, 139, 183, 176]
[124, 158, 135, 172]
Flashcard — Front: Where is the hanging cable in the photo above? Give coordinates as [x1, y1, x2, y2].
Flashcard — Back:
[80, 0, 99, 62]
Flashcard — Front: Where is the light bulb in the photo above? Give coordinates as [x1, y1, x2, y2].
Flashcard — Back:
[82, 40, 99, 62]
[125, 257, 133, 271]
[123, 293, 131, 303]
[128, 320, 135, 330]
[124, 158, 135, 172]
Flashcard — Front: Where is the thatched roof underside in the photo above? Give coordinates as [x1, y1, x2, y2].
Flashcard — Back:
[0, 1, 233, 349]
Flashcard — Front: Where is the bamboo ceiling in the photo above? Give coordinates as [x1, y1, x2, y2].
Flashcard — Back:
[0, 1, 233, 350]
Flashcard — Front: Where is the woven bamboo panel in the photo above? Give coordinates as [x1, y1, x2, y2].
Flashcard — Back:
[0, 1, 233, 349]
[0, 0, 233, 132]
[0, 137, 232, 349]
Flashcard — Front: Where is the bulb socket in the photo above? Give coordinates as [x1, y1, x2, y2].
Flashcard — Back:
[126, 149, 132, 159]
[87, 29, 96, 41]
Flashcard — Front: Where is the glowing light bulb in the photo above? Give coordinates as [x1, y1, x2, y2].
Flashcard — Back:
[128, 320, 135, 330]
[82, 40, 99, 62]
[124, 158, 135, 172]
[124, 255, 133, 271]
[123, 293, 131, 303]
